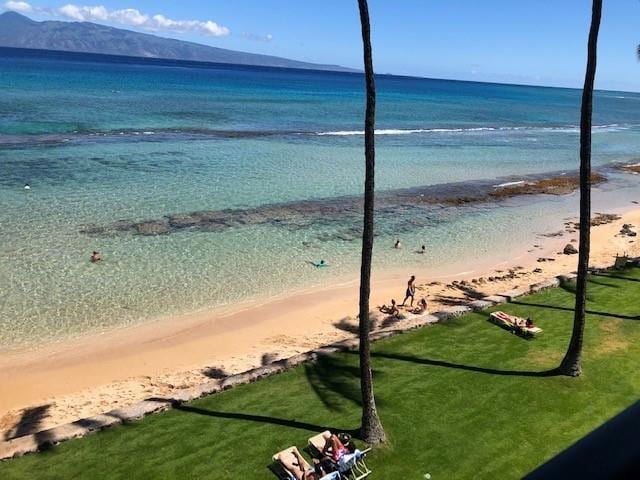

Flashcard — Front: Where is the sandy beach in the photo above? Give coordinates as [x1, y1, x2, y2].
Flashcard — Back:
[1, 207, 639, 440]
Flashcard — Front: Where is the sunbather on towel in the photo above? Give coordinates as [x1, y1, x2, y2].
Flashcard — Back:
[412, 298, 428, 314]
[278, 447, 324, 480]
[379, 299, 399, 316]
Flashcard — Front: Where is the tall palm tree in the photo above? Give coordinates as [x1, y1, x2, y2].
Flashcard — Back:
[559, 0, 602, 377]
[356, 0, 386, 444]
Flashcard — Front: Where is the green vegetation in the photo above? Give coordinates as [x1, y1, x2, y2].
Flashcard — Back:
[2, 268, 639, 479]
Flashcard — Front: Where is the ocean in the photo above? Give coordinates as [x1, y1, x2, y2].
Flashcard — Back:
[1, 47, 639, 349]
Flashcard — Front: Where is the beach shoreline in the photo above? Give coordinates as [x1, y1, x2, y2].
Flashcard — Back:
[1, 207, 639, 440]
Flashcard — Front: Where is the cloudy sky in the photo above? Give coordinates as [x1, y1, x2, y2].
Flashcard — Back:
[2, 0, 639, 91]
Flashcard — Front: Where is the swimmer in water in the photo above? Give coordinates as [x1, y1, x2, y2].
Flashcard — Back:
[314, 259, 328, 268]
[394, 239, 401, 249]
[90, 251, 102, 263]
[24, 183, 30, 190]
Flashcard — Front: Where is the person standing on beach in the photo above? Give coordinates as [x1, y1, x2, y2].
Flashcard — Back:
[400, 275, 416, 307]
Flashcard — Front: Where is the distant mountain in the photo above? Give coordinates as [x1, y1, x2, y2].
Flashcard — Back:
[0, 11, 356, 72]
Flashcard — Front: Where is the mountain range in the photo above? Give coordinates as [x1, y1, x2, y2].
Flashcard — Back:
[0, 11, 355, 72]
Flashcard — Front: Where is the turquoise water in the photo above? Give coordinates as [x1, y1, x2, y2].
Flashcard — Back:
[1, 48, 640, 349]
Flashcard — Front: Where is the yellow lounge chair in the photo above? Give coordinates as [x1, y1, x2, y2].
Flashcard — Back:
[490, 311, 543, 337]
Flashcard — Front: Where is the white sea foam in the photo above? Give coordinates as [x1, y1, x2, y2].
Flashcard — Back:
[315, 124, 632, 136]
[493, 180, 526, 188]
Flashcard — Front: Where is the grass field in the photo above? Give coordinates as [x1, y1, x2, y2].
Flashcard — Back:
[1, 268, 639, 479]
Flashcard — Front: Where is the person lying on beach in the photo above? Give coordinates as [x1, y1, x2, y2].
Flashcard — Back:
[412, 297, 428, 314]
[90, 251, 102, 263]
[379, 299, 399, 316]
[278, 447, 328, 480]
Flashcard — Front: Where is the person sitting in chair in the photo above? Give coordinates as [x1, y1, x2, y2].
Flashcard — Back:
[321, 432, 362, 471]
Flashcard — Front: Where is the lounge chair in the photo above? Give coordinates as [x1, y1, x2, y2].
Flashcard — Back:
[307, 432, 372, 480]
[490, 311, 543, 338]
[271, 447, 340, 480]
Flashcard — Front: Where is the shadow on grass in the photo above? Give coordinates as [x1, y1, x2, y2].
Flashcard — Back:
[584, 277, 621, 289]
[148, 398, 359, 438]
[593, 271, 640, 283]
[511, 300, 639, 321]
[304, 355, 363, 411]
[348, 351, 560, 378]
[558, 280, 596, 302]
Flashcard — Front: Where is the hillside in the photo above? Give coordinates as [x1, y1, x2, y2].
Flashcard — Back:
[0, 11, 355, 72]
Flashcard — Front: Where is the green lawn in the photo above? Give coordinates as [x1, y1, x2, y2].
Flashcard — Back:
[2, 268, 640, 479]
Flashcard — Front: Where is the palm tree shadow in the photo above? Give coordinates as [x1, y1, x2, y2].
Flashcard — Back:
[511, 300, 639, 321]
[345, 350, 559, 377]
[4, 404, 51, 440]
[304, 355, 364, 411]
[594, 271, 640, 283]
[147, 398, 359, 438]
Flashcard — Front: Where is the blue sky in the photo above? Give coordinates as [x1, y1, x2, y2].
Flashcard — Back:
[3, 0, 639, 91]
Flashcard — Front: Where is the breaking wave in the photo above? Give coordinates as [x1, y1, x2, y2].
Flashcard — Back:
[315, 124, 632, 136]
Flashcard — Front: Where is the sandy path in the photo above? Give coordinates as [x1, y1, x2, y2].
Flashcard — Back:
[1, 208, 639, 440]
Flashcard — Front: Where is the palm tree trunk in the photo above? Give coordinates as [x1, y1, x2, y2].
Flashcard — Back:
[356, 0, 385, 444]
[559, 0, 602, 377]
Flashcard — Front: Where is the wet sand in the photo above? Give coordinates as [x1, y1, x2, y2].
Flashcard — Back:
[1, 208, 639, 440]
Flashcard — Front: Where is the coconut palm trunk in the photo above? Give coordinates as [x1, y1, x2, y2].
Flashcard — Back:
[356, 0, 386, 444]
[559, 0, 602, 376]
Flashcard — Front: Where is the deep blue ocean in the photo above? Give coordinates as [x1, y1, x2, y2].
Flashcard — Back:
[1, 47, 639, 349]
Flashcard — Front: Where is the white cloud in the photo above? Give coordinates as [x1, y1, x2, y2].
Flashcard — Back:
[57, 4, 230, 37]
[241, 32, 274, 43]
[4, 1, 33, 12]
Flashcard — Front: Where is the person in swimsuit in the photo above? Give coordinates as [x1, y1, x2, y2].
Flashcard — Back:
[90, 251, 102, 263]
[379, 299, 399, 316]
[321, 432, 362, 472]
[278, 447, 326, 480]
[400, 275, 416, 307]
[412, 297, 428, 314]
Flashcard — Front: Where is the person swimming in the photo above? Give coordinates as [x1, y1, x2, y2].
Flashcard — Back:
[394, 239, 402, 249]
[313, 260, 328, 268]
[24, 183, 30, 190]
[90, 251, 102, 263]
